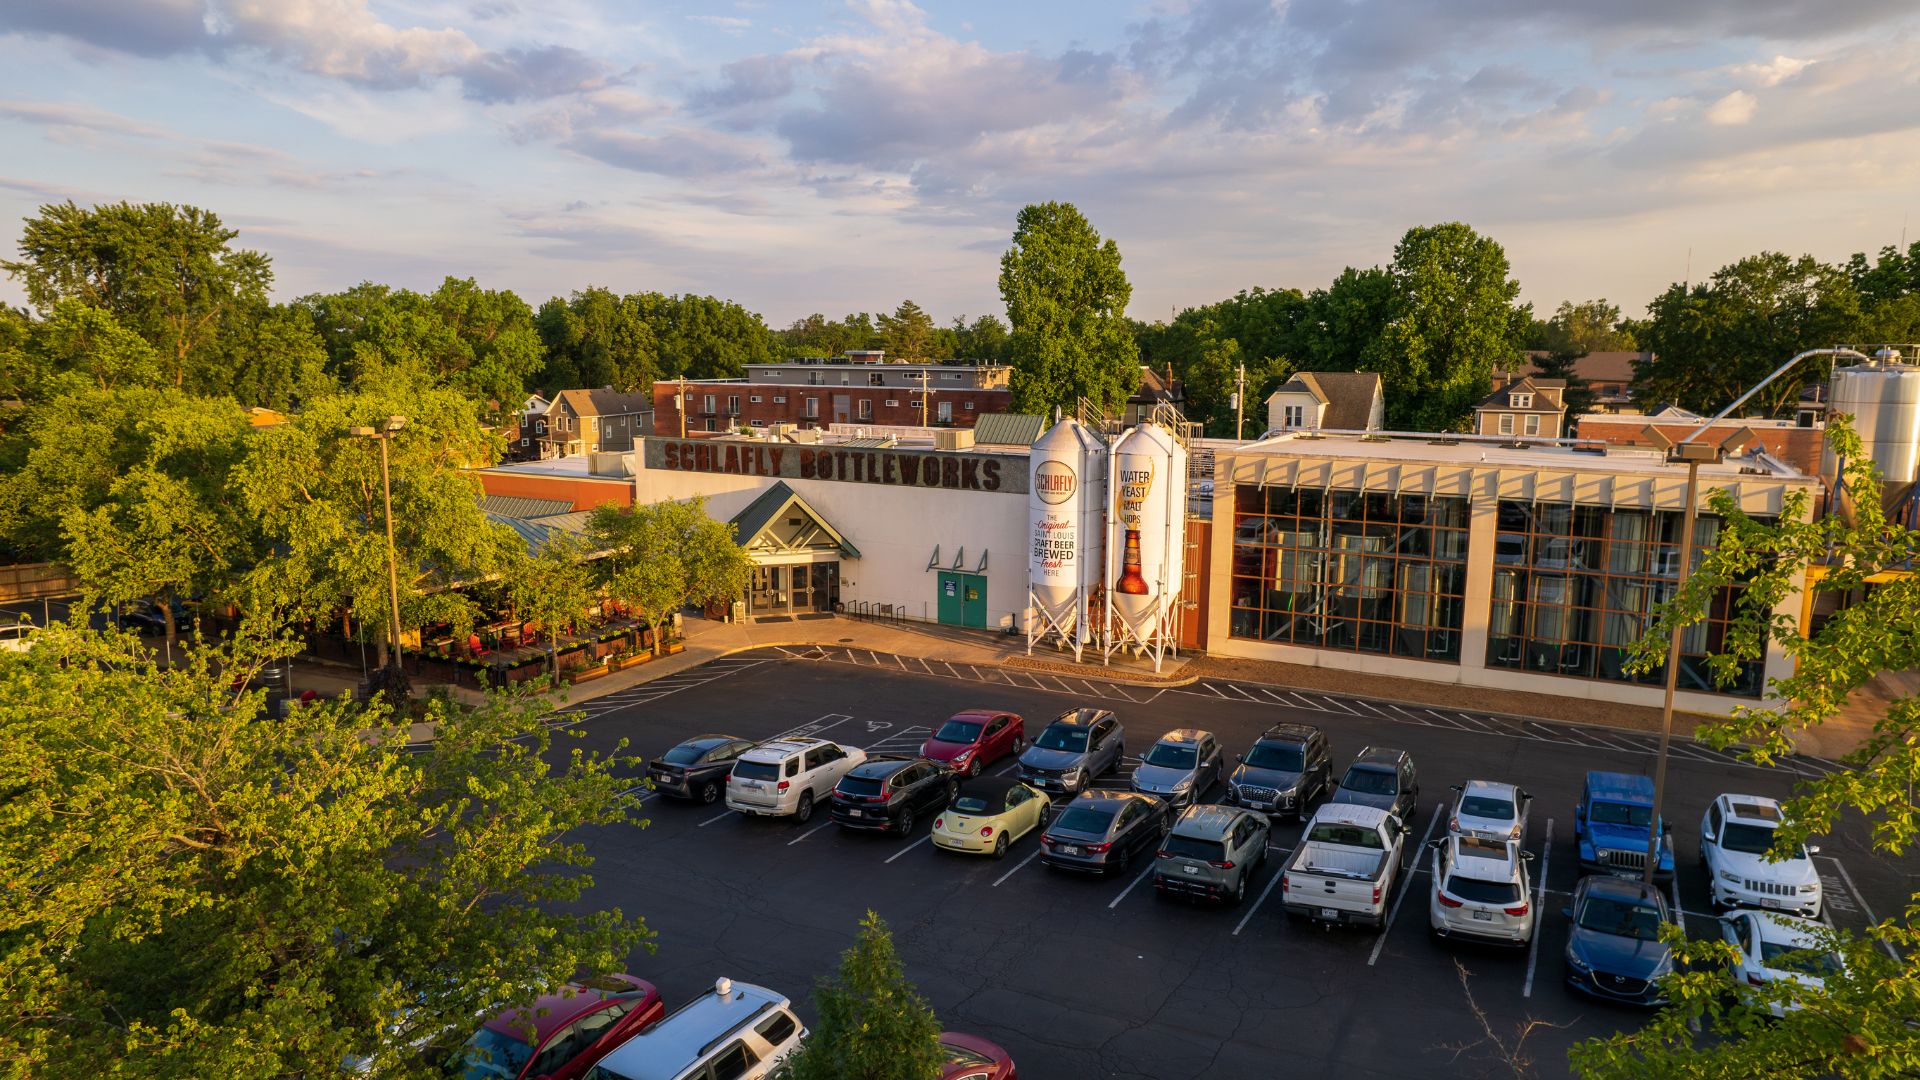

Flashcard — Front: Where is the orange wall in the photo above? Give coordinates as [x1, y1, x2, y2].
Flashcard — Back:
[477, 470, 632, 511]
[1180, 517, 1211, 652]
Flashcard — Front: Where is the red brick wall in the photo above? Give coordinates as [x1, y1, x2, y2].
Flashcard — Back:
[1577, 419, 1825, 477]
[652, 382, 1012, 436]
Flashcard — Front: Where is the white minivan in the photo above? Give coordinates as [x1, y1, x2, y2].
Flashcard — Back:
[586, 978, 805, 1080]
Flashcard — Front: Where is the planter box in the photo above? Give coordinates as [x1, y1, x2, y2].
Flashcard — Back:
[664, 640, 685, 655]
[569, 664, 610, 684]
[609, 653, 651, 672]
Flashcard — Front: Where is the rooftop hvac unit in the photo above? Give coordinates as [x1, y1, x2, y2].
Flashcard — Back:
[935, 429, 976, 451]
[767, 422, 797, 437]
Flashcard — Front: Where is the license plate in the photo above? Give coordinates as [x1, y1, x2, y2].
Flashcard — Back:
[1061, 845, 1082, 856]
[1184, 865, 1199, 875]
[1472, 910, 1493, 921]
[849, 810, 864, 818]
[1760, 897, 1780, 910]
[1319, 907, 1339, 920]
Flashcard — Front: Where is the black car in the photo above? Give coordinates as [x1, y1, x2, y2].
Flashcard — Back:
[1227, 723, 1332, 819]
[1329, 746, 1419, 822]
[649, 734, 757, 804]
[830, 757, 956, 834]
[1040, 790, 1170, 874]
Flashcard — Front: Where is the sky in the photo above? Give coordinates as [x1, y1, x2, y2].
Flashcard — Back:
[1, 0, 1917, 328]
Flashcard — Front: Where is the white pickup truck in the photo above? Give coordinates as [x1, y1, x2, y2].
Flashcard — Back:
[1281, 803, 1407, 929]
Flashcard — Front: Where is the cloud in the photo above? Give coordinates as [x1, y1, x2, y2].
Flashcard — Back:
[689, 54, 797, 111]
[1705, 90, 1758, 125]
[0, 0, 206, 59]
[564, 128, 766, 178]
[688, 15, 751, 33]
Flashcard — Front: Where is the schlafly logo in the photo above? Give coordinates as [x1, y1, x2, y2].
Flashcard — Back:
[1034, 459, 1077, 505]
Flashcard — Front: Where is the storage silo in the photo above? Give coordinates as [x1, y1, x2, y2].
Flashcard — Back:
[1026, 418, 1107, 660]
[1821, 349, 1920, 512]
[1104, 422, 1188, 671]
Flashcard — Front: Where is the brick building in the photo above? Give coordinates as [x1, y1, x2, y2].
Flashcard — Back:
[1574, 406, 1825, 476]
[653, 357, 1013, 436]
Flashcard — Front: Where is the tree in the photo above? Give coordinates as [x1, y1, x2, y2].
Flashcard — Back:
[877, 300, 935, 361]
[635, 292, 775, 381]
[780, 911, 944, 1080]
[0, 622, 651, 1078]
[2, 201, 271, 389]
[587, 498, 751, 656]
[951, 314, 1009, 363]
[1366, 223, 1530, 432]
[1000, 202, 1138, 417]
[534, 287, 660, 393]
[1531, 299, 1638, 354]
[1296, 267, 1394, 374]
[1530, 345, 1597, 424]
[1634, 253, 1864, 417]
[1568, 421, 1920, 1078]
[14, 300, 164, 398]
[506, 532, 599, 677]
[205, 302, 334, 411]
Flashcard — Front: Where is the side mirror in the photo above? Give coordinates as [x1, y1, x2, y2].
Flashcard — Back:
[1426, 838, 1441, 850]
[1450, 784, 1463, 792]
[1807, 844, 1821, 855]
[1522, 850, 1536, 862]
[1235, 753, 1244, 763]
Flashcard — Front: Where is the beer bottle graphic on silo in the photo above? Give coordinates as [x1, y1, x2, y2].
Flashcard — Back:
[1113, 455, 1154, 597]
[1116, 530, 1148, 594]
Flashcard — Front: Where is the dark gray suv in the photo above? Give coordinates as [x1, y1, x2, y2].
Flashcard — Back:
[1227, 723, 1332, 820]
[1153, 803, 1271, 904]
[1330, 746, 1419, 822]
[1019, 708, 1124, 796]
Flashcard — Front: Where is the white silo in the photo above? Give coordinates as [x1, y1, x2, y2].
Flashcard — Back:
[1026, 418, 1107, 660]
[1822, 350, 1920, 503]
[1104, 422, 1189, 672]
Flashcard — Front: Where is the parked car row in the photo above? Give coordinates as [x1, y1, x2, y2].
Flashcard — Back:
[650, 714, 1841, 1019]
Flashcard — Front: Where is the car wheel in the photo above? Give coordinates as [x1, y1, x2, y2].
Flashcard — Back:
[1158, 814, 1172, 838]
[992, 834, 1008, 859]
[896, 807, 915, 835]
[794, 792, 814, 824]
[699, 781, 720, 805]
[1229, 875, 1247, 905]
[967, 758, 981, 777]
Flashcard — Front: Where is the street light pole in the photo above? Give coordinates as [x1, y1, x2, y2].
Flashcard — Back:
[1644, 447, 1704, 885]
[351, 416, 409, 689]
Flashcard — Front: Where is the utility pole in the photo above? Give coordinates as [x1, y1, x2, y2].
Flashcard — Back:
[1234, 362, 1246, 440]
[919, 369, 930, 427]
[349, 416, 409, 692]
[677, 385, 687, 438]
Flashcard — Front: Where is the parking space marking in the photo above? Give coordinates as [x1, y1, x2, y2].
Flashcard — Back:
[1109, 862, 1158, 909]
[1369, 801, 1445, 967]
[697, 808, 735, 827]
[886, 833, 934, 863]
[993, 762, 1020, 777]
[1523, 818, 1553, 998]
[1822, 856, 1898, 960]
[1234, 865, 1286, 936]
[786, 821, 836, 846]
[992, 848, 1043, 886]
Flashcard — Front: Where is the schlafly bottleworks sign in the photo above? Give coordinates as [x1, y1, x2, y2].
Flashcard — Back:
[643, 438, 1025, 494]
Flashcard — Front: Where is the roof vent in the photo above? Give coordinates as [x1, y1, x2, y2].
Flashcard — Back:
[1874, 347, 1904, 366]
[715, 977, 734, 999]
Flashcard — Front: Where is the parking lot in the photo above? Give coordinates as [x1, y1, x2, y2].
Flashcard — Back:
[555, 648, 1911, 1078]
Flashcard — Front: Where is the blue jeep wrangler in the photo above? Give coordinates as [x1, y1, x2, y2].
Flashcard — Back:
[1574, 771, 1673, 883]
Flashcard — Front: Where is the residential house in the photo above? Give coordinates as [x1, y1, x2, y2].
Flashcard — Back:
[1264, 372, 1385, 433]
[1501, 351, 1650, 414]
[533, 389, 652, 458]
[1474, 377, 1567, 440]
[1126, 366, 1184, 425]
[507, 394, 553, 461]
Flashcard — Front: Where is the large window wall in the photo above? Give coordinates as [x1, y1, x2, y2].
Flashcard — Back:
[1229, 487, 1468, 661]
[1486, 500, 1763, 696]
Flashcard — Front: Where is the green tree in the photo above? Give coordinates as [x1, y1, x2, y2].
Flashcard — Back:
[0, 622, 650, 1078]
[780, 911, 944, 1080]
[1531, 345, 1597, 423]
[587, 498, 751, 656]
[2, 201, 271, 389]
[951, 314, 1010, 363]
[234, 373, 517, 668]
[1569, 420, 1920, 1078]
[1367, 222, 1530, 431]
[506, 532, 599, 677]
[1000, 202, 1138, 417]
[636, 292, 775, 380]
[1531, 299, 1638, 354]
[1635, 253, 1864, 417]
[206, 301, 334, 410]
[877, 300, 936, 361]
[534, 287, 660, 393]
[16, 300, 164, 398]
[1296, 267, 1394, 373]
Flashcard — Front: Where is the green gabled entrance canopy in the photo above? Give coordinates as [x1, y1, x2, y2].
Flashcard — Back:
[727, 481, 860, 558]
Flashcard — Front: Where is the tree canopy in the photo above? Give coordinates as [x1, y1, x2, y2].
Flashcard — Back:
[1367, 222, 1529, 431]
[1000, 202, 1139, 417]
[587, 497, 751, 653]
[780, 911, 945, 1080]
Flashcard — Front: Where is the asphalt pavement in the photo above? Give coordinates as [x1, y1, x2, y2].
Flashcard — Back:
[550, 649, 1912, 1079]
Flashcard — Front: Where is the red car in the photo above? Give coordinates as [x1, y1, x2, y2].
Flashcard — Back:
[921, 710, 1026, 777]
[940, 1031, 1017, 1079]
[455, 974, 664, 1080]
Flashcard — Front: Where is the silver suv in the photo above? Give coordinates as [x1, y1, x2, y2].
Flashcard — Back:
[1131, 729, 1224, 809]
[1153, 803, 1271, 904]
[725, 737, 868, 823]
[1018, 708, 1124, 795]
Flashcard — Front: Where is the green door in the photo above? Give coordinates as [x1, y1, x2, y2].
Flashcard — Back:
[936, 572, 963, 625]
[960, 575, 987, 628]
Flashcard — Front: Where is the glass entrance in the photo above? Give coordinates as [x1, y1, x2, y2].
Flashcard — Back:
[748, 562, 839, 616]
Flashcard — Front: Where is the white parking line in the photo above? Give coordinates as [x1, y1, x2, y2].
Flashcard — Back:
[1108, 862, 1157, 909]
[1369, 802, 1445, 967]
[992, 848, 1043, 886]
[1235, 866, 1286, 936]
[1523, 818, 1553, 998]
[787, 821, 836, 846]
[1823, 856, 1898, 960]
[886, 833, 934, 863]
[697, 808, 736, 827]
[993, 762, 1021, 777]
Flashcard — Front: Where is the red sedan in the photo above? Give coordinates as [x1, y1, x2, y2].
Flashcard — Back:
[456, 974, 664, 1080]
[940, 1031, 1017, 1079]
[921, 710, 1026, 777]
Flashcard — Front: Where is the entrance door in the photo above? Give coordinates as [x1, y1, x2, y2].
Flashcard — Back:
[936, 572, 987, 628]
[749, 566, 785, 616]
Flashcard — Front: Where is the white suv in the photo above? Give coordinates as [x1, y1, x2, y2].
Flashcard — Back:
[725, 738, 867, 823]
[1428, 833, 1535, 946]
[586, 977, 805, 1080]
[1700, 793, 1822, 918]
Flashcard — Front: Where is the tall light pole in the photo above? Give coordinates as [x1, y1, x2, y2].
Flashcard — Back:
[350, 416, 408, 688]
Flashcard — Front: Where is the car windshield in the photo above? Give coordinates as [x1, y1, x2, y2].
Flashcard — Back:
[936, 719, 984, 743]
[1244, 744, 1304, 772]
[838, 776, 884, 797]
[1461, 795, 1515, 821]
[1036, 726, 1090, 753]
[1720, 822, 1787, 856]
[1760, 942, 1843, 976]
[663, 743, 713, 766]
[460, 1027, 533, 1080]
[1577, 896, 1664, 941]
[1445, 875, 1520, 905]
[1146, 744, 1199, 769]
[1588, 800, 1653, 827]
[1054, 806, 1115, 835]
[1162, 835, 1225, 861]
[1304, 822, 1383, 849]
[733, 761, 780, 782]
[951, 794, 994, 814]
[1341, 766, 1398, 797]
